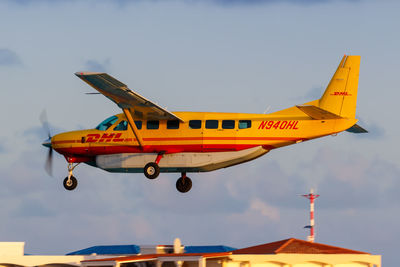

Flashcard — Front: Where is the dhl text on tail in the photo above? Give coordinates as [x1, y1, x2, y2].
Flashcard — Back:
[42, 55, 367, 193]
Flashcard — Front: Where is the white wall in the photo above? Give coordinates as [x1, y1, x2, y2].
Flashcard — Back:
[0, 242, 25, 256]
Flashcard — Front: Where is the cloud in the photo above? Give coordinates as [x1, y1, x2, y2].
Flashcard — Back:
[83, 59, 111, 73]
[12, 197, 55, 217]
[298, 147, 400, 209]
[249, 198, 280, 221]
[3, 0, 357, 7]
[290, 86, 323, 102]
[0, 48, 22, 67]
[304, 86, 323, 100]
[3, 0, 77, 6]
[208, 0, 327, 6]
[182, 0, 357, 7]
[0, 141, 6, 153]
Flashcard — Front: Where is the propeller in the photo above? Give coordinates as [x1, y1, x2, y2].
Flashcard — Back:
[40, 110, 53, 176]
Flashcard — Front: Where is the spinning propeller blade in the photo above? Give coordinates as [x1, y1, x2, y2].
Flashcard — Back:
[45, 146, 53, 176]
[40, 110, 53, 176]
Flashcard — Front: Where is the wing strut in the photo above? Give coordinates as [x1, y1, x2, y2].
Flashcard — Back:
[123, 108, 144, 147]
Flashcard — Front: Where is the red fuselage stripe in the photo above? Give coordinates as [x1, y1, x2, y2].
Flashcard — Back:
[53, 136, 302, 145]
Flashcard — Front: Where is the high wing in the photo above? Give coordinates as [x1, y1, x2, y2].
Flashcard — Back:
[75, 72, 183, 121]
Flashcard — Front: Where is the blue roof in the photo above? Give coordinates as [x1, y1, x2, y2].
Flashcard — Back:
[184, 246, 237, 253]
[67, 245, 140, 255]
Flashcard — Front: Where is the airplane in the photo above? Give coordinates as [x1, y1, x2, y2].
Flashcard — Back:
[42, 55, 367, 193]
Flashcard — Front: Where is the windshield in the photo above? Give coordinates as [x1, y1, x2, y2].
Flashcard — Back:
[96, 116, 118, 131]
[114, 120, 128, 131]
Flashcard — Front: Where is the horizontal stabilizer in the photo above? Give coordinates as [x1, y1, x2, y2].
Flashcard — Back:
[346, 124, 368, 133]
[296, 105, 343, 120]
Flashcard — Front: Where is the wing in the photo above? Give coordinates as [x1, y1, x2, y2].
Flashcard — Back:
[75, 72, 183, 121]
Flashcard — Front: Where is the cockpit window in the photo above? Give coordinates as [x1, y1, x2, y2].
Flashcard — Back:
[114, 120, 128, 131]
[96, 116, 118, 131]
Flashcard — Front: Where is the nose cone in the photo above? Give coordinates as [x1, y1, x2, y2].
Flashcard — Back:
[42, 138, 52, 148]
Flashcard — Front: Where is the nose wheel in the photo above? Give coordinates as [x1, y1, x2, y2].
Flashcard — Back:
[63, 175, 78, 190]
[176, 172, 192, 193]
[63, 163, 80, 191]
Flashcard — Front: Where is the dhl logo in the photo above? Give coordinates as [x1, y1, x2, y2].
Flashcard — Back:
[331, 91, 352, 96]
[86, 133, 124, 143]
[258, 120, 299, 130]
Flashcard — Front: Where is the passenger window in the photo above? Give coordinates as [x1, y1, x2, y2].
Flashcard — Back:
[206, 120, 218, 129]
[114, 120, 128, 131]
[135, 120, 142, 130]
[96, 116, 118, 131]
[239, 120, 252, 129]
[189, 120, 202, 129]
[222, 120, 235, 129]
[147, 120, 159, 130]
[167, 120, 180, 129]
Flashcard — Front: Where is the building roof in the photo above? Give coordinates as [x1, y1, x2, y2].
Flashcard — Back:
[68, 244, 235, 256]
[82, 252, 231, 263]
[185, 246, 236, 253]
[232, 238, 369, 255]
[67, 245, 140, 255]
[80, 238, 371, 265]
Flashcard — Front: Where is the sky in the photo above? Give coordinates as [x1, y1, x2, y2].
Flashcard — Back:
[0, 0, 399, 266]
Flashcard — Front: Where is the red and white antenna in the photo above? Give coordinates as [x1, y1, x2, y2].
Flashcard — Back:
[302, 188, 320, 243]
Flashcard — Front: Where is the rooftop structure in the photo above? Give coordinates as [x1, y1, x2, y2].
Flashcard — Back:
[0, 239, 381, 267]
[67, 244, 235, 256]
[231, 238, 368, 254]
[67, 245, 141, 256]
[81, 238, 381, 267]
[302, 189, 320, 242]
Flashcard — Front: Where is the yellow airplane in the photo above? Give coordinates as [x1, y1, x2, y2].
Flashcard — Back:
[42, 55, 366, 193]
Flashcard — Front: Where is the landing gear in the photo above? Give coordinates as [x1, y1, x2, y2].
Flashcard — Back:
[63, 176, 78, 190]
[176, 172, 192, 193]
[143, 154, 193, 193]
[144, 153, 163, 179]
[63, 162, 80, 191]
[144, 162, 160, 179]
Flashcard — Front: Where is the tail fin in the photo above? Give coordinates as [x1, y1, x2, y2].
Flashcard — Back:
[319, 55, 361, 118]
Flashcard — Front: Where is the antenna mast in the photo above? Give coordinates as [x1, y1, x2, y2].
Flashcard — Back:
[302, 188, 320, 243]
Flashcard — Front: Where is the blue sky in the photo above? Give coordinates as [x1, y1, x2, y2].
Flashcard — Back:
[0, 0, 399, 266]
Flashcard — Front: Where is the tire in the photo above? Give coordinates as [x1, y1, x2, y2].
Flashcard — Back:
[176, 177, 192, 193]
[63, 176, 78, 191]
[144, 162, 160, 179]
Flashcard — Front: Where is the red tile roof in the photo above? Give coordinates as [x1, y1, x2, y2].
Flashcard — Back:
[232, 238, 369, 255]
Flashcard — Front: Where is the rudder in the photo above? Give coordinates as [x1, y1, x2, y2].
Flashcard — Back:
[319, 55, 361, 118]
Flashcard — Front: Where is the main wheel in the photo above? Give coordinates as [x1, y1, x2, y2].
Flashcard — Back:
[144, 162, 160, 179]
[176, 176, 192, 193]
[63, 176, 78, 191]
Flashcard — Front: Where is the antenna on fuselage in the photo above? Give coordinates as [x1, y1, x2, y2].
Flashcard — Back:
[263, 105, 271, 114]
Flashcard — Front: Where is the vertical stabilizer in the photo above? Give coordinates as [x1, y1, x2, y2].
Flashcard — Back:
[319, 55, 361, 118]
